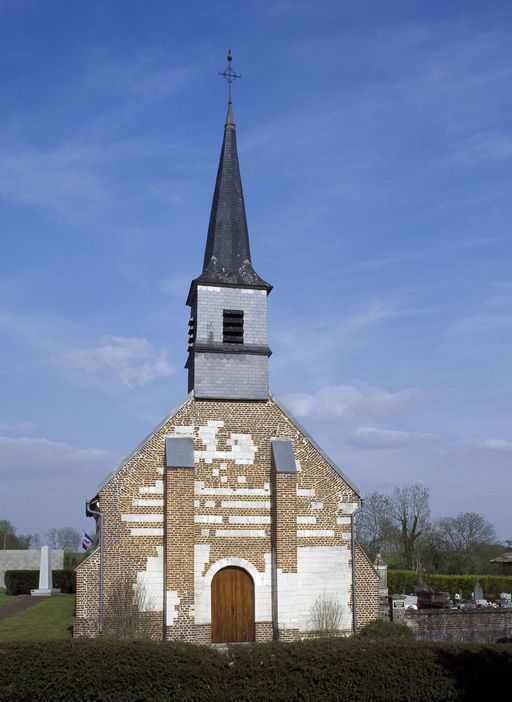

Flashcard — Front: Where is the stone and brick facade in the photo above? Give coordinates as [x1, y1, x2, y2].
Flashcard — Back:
[75, 91, 379, 642]
[75, 397, 379, 640]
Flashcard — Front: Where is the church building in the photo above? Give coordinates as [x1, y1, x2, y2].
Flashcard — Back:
[75, 72, 380, 642]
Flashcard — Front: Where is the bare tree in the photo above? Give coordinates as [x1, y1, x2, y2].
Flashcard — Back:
[437, 512, 497, 573]
[387, 484, 431, 571]
[0, 519, 31, 549]
[0, 520, 15, 549]
[356, 491, 394, 561]
[418, 524, 447, 573]
[46, 527, 81, 552]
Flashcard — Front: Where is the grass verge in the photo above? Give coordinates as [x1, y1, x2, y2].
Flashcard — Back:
[0, 594, 75, 641]
[0, 588, 19, 606]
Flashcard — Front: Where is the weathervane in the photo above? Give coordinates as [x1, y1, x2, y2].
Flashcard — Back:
[218, 49, 241, 103]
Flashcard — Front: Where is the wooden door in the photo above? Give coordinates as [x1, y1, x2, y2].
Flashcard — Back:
[211, 566, 255, 643]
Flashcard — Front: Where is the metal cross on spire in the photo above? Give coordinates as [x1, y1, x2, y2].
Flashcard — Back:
[218, 49, 241, 103]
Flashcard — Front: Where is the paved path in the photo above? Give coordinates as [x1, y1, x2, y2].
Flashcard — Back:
[0, 595, 43, 621]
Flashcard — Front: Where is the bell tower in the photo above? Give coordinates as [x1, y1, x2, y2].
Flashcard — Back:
[186, 58, 272, 400]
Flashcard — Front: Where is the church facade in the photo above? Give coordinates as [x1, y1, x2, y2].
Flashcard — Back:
[75, 97, 379, 643]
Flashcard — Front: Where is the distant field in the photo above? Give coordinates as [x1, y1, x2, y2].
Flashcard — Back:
[0, 594, 75, 641]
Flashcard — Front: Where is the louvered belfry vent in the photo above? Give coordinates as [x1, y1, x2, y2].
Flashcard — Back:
[188, 316, 196, 351]
[223, 309, 244, 344]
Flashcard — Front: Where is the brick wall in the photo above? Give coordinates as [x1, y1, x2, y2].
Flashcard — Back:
[354, 543, 380, 630]
[405, 608, 512, 643]
[75, 550, 100, 636]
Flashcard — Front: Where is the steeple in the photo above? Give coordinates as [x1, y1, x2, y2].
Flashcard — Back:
[186, 58, 271, 400]
[188, 101, 271, 300]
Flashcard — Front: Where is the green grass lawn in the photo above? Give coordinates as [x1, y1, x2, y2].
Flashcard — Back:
[0, 588, 19, 606]
[0, 594, 75, 641]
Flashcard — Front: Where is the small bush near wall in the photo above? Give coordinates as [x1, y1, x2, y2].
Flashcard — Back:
[0, 639, 511, 701]
[4, 570, 76, 595]
[388, 570, 512, 598]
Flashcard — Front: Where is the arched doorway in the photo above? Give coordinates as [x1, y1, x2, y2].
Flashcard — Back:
[211, 566, 255, 643]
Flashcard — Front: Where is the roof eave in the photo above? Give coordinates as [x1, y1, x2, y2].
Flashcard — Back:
[186, 277, 272, 307]
[271, 393, 361, 497]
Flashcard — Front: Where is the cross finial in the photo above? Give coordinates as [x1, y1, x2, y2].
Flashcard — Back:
[218, 49, 241, 103]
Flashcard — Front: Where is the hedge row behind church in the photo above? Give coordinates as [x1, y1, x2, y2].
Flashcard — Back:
[4, 569, 76, 595]
[0, 638, 511, 701]
[387, 570, 512, 598]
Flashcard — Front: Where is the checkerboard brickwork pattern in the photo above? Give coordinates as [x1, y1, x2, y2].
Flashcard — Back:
[74, 396, 379, 641]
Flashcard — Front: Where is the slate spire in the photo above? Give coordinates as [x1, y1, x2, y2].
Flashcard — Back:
[190, 102, 272, 294]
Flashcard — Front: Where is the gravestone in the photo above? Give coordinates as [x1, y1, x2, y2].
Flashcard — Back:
[30, 545, 61, 596]
[474, 582, 484, 601]
[373, 553, 389, 596]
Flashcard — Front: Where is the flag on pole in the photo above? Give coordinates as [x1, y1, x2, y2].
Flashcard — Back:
[82, 530, 93, 551]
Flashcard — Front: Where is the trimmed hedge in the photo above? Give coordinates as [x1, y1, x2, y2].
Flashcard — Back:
[4, 570, 76, 595]
[0, 638, 510, 701]
[388, 570, 512, 599]
[4, 570, 38, 595]
[64, 551, 88, 570]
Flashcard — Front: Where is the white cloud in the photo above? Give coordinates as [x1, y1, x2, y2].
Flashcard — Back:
[280, 383, 423, 422]
[0, 143, 107, 210]
[0, 435, 110, 477]
[0, 435, 115, 535]
[55, 335, 174, 387]
[349, 426, 438, 449]
[479, 438, 512, 452]
[0, 422, 36, 433]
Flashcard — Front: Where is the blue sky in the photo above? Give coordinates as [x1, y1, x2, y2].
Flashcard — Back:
[1, 1, 511, 542]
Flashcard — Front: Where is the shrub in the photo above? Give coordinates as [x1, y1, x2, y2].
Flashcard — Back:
[0, 640, 229, 702]
[4, 570, 38, 595]
[0, 639, 510, 701]
[53, 570, 76, 594]
[64, 551, 88, 570]
[309, 593, 344, 636]
[103, 575, 156, 640]
[4, 570, 76, 595]
[358, 619, 415, 639]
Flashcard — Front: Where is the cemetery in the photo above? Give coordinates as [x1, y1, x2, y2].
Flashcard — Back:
[375, 558, 512, 643]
